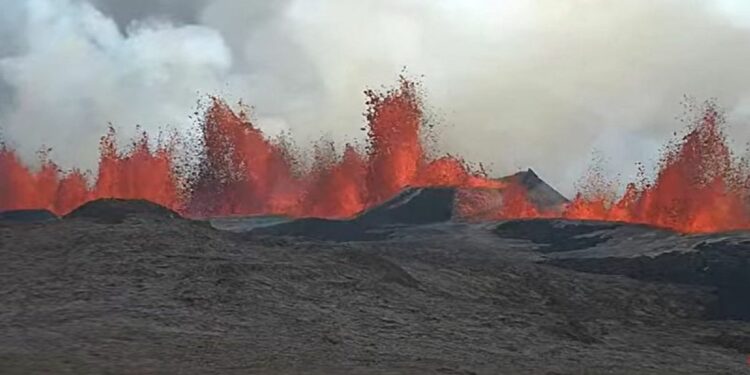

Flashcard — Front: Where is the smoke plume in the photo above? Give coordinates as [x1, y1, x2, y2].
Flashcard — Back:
[2, 0, 750, 195]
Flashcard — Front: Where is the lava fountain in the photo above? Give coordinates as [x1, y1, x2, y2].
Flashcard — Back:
[0, 79, 748, 233]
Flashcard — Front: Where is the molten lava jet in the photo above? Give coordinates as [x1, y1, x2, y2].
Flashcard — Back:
[1, 79, 749, 233]
[562, 106, 750, 233]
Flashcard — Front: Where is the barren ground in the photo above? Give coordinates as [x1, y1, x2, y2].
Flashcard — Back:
[1, 201, 750, 374]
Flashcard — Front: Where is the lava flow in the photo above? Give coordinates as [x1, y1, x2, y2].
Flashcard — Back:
[0, 78, 749, 233]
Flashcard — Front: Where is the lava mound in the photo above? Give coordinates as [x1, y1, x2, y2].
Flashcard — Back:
[253, 170, 567, 240]
[65, 199, 182, 224]
[253, 187, 457, 241]
[0, 209, 58, 223]
[498, 168, 569, 210]
[454, 169, 569, 219]
[357, 187, 456, 226]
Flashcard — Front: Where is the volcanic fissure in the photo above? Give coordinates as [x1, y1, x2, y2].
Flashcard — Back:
[1, 78, 747, 234]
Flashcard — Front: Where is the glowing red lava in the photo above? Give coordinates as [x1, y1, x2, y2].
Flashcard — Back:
[562, 106, 750, 233]
[0, 79, 747, 233]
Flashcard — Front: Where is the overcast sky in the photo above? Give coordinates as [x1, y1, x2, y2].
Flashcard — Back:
[2, 0, 750, 195]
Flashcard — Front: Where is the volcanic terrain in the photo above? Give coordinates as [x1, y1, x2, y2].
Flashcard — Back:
[3, 80, 750, 234]
[3, 80, 750, 373]
[1, 188, 750, 374]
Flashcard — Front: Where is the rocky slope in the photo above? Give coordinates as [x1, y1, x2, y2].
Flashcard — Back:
[0, 199, 749, 373]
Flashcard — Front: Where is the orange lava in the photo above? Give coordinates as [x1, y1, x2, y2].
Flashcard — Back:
[181, 79, 498, 218]
[1, 79, 749, 234]
[0, 128, 181, 215]
[562, 106, 750, 233]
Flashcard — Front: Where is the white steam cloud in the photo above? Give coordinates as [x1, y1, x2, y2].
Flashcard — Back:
[2, 0, 750, 195]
